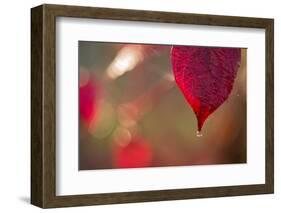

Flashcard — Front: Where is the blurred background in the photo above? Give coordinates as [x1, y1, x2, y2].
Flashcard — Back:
[79, 42, 247, 170]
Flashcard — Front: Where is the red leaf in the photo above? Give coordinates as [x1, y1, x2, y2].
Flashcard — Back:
[171, 46, 241, 132]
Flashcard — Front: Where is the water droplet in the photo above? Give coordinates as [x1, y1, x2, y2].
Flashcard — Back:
[196, 131, 203, 137]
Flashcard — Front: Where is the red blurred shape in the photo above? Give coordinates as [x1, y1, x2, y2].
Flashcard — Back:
[114, 137, 152, 168]
[79, 77, 99, 128]
[171, 46, 241, 132]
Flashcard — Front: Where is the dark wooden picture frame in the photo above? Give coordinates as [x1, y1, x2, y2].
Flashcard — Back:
[31, 4, 274, 208]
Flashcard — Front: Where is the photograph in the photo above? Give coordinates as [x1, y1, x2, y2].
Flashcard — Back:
[78, 42, 247, 170]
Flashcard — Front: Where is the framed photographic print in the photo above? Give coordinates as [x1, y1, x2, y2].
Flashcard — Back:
[31, 4, 274, 208]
